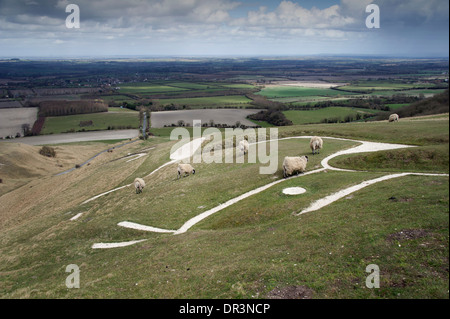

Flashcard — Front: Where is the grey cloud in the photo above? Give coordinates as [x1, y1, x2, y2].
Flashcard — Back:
[0, 0, 447, 57]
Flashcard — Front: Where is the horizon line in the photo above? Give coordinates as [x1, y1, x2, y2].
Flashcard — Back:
[1, 53, 449, 61]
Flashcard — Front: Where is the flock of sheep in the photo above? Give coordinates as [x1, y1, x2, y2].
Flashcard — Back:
[133, 113, 400, 193]
[133, 136, 322, 193]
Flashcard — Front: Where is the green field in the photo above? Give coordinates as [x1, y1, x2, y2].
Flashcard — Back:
[118, 82, 255, 96]
[283, 107, 379, 125]
[256, 87, 353, 99]
[119, 83, 188, 94]
[163, 82, 216, 90]
[386, 103, 410, 110]
[157, 95, 253, 108]
[219, 83, 255, 89]
[366, 89, 447, 97]
[338, 81, 437, 92]
[41, 111, 139, 134]
[100, 95, 137, 103]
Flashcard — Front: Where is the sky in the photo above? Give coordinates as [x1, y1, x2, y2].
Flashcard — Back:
[0, 0, 448, 58]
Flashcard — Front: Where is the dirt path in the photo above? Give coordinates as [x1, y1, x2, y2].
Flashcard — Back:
[2, 129, 139, 146]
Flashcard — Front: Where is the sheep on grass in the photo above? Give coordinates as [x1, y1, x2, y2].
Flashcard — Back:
[178, 163, 196, 179]
[283, 156, 308, 178]
[310, 136, 323, 155]
[239, 140, 250, 155]
[134, 178, 146, 194]
[389, 114, 400, 122]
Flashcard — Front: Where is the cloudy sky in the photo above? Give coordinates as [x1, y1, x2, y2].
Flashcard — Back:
[0, 0, 448, 57]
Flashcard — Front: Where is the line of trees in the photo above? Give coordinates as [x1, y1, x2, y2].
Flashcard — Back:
[245, 93, 293, 126]
[36, 100, 108, 117]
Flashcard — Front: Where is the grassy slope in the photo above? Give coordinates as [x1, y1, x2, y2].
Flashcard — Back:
[156, 95, 252, 108]
[0, 117, 448, 299]
[283, 107, 378, 125]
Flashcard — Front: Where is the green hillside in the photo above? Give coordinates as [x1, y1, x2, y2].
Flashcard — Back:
[0, 116, 448, 299]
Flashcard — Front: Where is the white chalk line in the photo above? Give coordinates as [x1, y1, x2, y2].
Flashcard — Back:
[117, 137, 417, 236]
[92, 239, 148, 249]
[126, 153, 148, 163]
[91, 136, 443, 248]
[81, 138, 205, 205]
[70, 213, 84, 221]
[174, 168, 324, 234]
[297, 172, 449, 215]
[170, 137, 207, 161]
[118, 221, 176, 234]
[81, 184, 130, 205]
[115, 168, 324, 236]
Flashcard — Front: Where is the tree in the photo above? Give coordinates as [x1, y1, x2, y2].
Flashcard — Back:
[21, 123, 31, 136]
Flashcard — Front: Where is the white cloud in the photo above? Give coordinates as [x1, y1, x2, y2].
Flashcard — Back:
[232, 1, 357, 29]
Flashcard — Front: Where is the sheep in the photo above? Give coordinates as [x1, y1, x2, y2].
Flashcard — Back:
[389, 114, 400, 122]
[282, 156, 309, 178]
[134, 178, 145, 194]
[239, 140, 250, 155]
[310, 136, 323, 155]
[178, 163, 196, 179]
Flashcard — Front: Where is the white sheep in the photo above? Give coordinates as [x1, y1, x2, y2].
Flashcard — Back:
[178, 163, 196, 179]
[282, 156, 309, 178]
[239, 140, 250, 155]
[134, 178, 146, 194]
[389, 114, 400, 122]
[310, 136, 323, 155]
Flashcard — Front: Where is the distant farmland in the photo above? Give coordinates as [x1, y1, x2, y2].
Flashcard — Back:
[118, 81, 255, 95]
[157, 95, 253, 108]
[256, 86, 351, 99]
[40, 110, 139, 135]
[150, 109, 262, 128]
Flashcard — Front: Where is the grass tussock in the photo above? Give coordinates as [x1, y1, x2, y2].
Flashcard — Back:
[39, 146, 56, 158]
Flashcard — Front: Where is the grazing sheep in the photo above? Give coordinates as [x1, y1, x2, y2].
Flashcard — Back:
[282, 156, 309, 178]
[239, 140, 250, 155]
[389, 114, 400, 122]
[134, 178, 146, 194]
[310, 136, 323, 155]
[178, 163, 196, 179]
